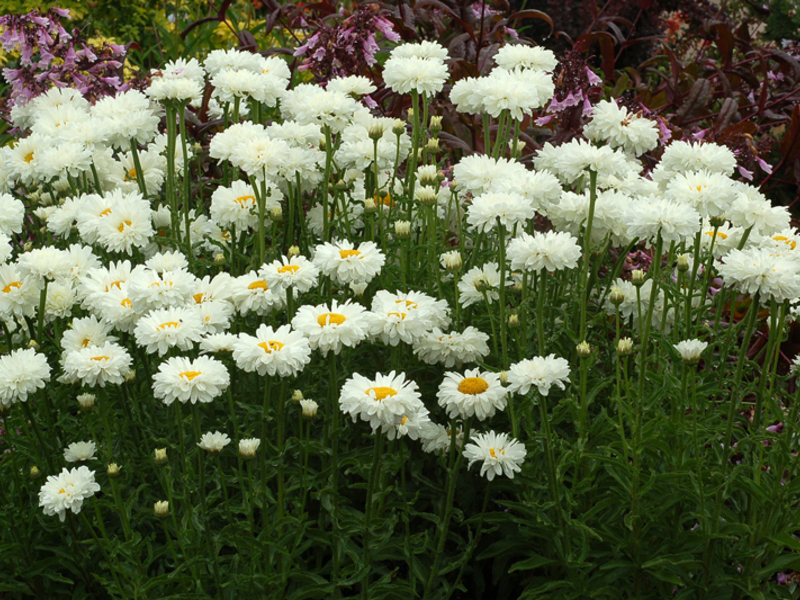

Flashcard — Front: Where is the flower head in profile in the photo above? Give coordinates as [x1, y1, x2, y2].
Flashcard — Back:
[38, 466, 101, 522]
[467, 191, 535, 233]
[674, 339, 708, 364]
[507, 230, 582, 273]
[412, 327, 490, 368]
[463, 431, 527, 481]
[64, 440, 97, 463]
[507, 354, 570, 396]
[152, 355, 230, 405]
[197, 431, 231, 453]
[716, 247, 800, 303]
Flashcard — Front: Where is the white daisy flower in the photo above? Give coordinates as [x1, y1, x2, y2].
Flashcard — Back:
[262, 255, 320, 296]
[232, 324, 311, 377]
[152, 355, 230, 405]
[463, 431, 527, 481]
[412, 327, 491, 368]
[210, 180, 264, 231]
[38, 466, 101, 522]
[0, 193, 25, 235]
[674, 339, 708, 363]
[716, 247, 800, 304]
[291, 299, 370, 356]
[507, 354, 571, 397]
[61, 342, 133, 387]
[18, 247, 73, 282]
[383, 56, 449, 96]
[457, 262, 504, 308]
[507, 231, 582, 273]
[584, 99, 659, 156]
[197, 431, 231, 453]
[0, 348, 51, 407]
[134, 307, 204, 356]
[61, 315, 118, 353]
[312, 239, 385, 286]
[230, 271, 284, 316]
[437, 369, 507, 420]
[127, 268, 196, 313]
[239, 438, 261, 458]
[0, 264, 41, 319]
[339, 370, 425, 431]
[467, 191, 535, 233]
[64, 440, 97, 463]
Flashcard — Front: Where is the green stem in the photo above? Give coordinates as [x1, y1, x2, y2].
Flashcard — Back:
[361, 434, 385, 599]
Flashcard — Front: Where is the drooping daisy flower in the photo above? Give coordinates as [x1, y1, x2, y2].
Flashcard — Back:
[239, 438, 261, 458]
[419, 421, 465, 454]
[312, 239, 385, 286]
[437, 369, 507, 420]
[507, 354, 571, 396]
[152, 355, 230, 405]
[60, 342, 133, 387]
[291, 299, 370, 356]
[64, 440, 97, 463]
[232, 324, 311, 377]
[507, 231, 582, 273]
[38, 466, 101, 522]
[412, 327, 491, 368]
[0, 348, 51, 407]
[339, 370, 425, 431]
[197, 431, 231, 453]
[463, 431, 527, 481]
[134, 307, 204, 356]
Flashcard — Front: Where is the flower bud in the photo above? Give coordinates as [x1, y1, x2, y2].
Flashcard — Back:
[631, 269, 645, 286]
[406, 107, 414, 120]
[287, 245, 301, 258]
[349, 281, 367, 297]
[499, 371, 509, 386]
[676, 254, 690, 272]
[125, 369, 136, 383]
[392, 119, 406, 136]
[508, 313, 520, 328]
[617, 337, 634, 356]
[394, 220, 411, 238]
[416, 186, 437, 205]
[214, 253, 226, 265]
[107, 463, 121, 478]
[440, 250, 462, 272]
[270, 206, 283, 222]
[417, 165, 439, 186]
[30, 466, 41, 479]
[292, 390, 304, 402]
[334, 179, 348, 192]
[609, 286, 625, 306]
[154, 500, 169, 518]
[23, 241, 33, 252]
[238, 438, 260, 459]
[429, 115, 443, 134]
[425, 137, 440, 152]
[709, 215, 726, 228]
[510, 139, 526, 155]
[28, 339, 39, 351]
[368, 123, 386, 141]
[364, 197, 377, 213]
[154, 448, 168, 466]
[318, 138, 326, 151]
[300, 399, 319, 419]
[576, 341, 592, 358]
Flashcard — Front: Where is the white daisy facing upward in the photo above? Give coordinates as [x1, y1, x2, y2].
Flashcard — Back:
[463, 431, 527, 481]
[507, 354, 571, 397]
[291, 299, 370, 356]
[437, 369, 507, 421]
[134, 307, 204, 356]
[232, 324, 311, 377]
[152, 355, 230, 405]
[262, 255, 320, 295]
[61, 342, 133, 387]
[339, 371, 425, 432]
[38, 466, 101, 522]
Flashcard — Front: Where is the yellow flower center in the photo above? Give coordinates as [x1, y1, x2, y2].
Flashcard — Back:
[235, 195, 255, 207]
[126, 168, 137, 181]
[58, 488, 67, 494]
[489, 448, 505, 458]
[157, 321, 180, 331]
[24, 152, 34, 163]
[104, 280, 124, 292]
[458, 377, 489, 395]
[121, 298, 132, 307]
[339, 249, 361, 259]
[193, 292, 205, 304]
[2, 281, 22, 294]
[278, 265, 300, 274]
[695, 185, 704, 192]
[400, 415, 408, 426]
[317, 312, 346, 326]
[180, 371, 202, 381]
[774, 235, 797, 250]
[118, 220, 132, 232]
[90, 356, 109, 361]
[395, 299, 418, 309]
[387, 312, 407, 320]
[258, 340, 284, 353]
[248, 280, 268, 290]
[366, 386, 397, 401]
[704, 231, 728, 240]
[100, 208, 112, 217]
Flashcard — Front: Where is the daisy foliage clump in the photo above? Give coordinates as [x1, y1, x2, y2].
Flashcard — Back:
[2, 18, 799, 600]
